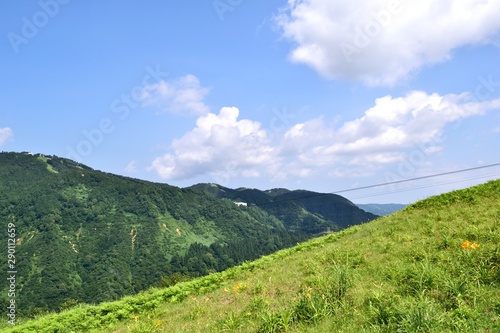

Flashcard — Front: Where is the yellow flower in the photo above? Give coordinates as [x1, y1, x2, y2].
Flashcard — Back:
[470, 242, 479, 249]
[155, 321, 162, 327]
[461, 240, 471, 248]
[133, 315, 139, 322]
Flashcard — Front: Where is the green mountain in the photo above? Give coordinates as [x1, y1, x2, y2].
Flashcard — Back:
[0, 152, 376, 317]
[189, 184, 378, 233]
[3, 179, 499, 332]
[357, 203, 407, 216]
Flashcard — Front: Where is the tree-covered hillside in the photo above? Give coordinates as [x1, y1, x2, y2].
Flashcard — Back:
[190, 184, 378, 233]
[3, 179, 499, 333]
[0, 152, 376, 317]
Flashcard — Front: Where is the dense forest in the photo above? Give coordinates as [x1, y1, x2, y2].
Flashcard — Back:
[189, 183, 378, 231]
[0, 152, 377, 317]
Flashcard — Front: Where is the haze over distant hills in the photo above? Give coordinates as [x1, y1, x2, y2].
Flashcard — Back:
[356, 203, 407, 216]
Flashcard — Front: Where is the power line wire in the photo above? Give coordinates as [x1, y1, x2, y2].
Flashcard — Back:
[254, 162, 500, 206]
[348, 171, 500, 201]
[332, 162, 500, 195]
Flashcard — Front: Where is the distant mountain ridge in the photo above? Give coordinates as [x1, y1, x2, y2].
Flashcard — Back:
[189, 183, 378, 232]
[357, 203, 407, 216]
[0, 152, 377, 316]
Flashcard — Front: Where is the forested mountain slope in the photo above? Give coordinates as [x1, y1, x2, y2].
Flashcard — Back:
[0, 152, 376, 316]
[190, 183, 378, 232]
[3, 179, 499, 332]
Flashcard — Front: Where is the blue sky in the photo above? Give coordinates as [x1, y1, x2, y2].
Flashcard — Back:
[1, 0, 500, 204]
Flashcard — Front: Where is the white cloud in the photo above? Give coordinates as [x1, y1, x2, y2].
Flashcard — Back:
[125, 160, 138, 174]
[140, 74, 210, 115]
[286, 92, 500, 169]
[150, 107, 277, 181]
[151, 93, 500, 182]
[0, 127, 13, 146]
[276, 0, 500, 86]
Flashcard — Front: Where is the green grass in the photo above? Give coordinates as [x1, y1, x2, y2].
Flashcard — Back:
[37, 155, 59, 174]
[156, 214, 221, 249]
[3, 180, 500, 332]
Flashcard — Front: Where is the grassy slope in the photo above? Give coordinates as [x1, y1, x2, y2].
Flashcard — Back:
[1, 152, 312, 313]
[4, 180, 499, 332]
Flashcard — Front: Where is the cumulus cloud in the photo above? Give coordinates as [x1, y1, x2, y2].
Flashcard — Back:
[140, 74, 210, 115]
[151, 93, 500, 181]
[0, 127, 13, 146]
[150, 107, 277, 181]
[276, 0, 500, 86]
[284, 92, 500, 169]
